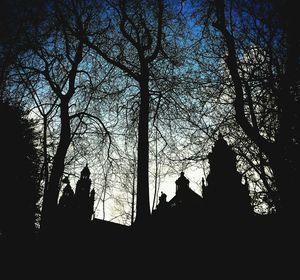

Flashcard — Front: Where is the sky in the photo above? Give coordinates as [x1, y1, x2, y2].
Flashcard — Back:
[14, 0, 273, 225]
[89, 164, 205, 224]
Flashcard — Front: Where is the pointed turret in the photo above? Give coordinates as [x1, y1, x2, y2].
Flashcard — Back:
[81, 164, 91, 180]
[203, 133, 252, 218]
[58, 177, 74, 209]
[175, 172, 190, 194]
[74, 164, 94, 223]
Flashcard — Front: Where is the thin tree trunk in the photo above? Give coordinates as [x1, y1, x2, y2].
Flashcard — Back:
[102, 188, 106, 221]
[41, 115, 49, 227]
[102, 170, 108, 221]
[43, 116, 49, 191]
[152, 128, 159, 212]
[131, 166, 136, 226]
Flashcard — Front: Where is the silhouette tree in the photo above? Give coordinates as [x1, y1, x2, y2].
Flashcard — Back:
[71, 0, 171, 223]
[2, 0, 296, 236]
[14, 1, 103, 230]
[9, 0, 206, 226]
[0, 99, 41, 240]
[210, 0, 299, 218]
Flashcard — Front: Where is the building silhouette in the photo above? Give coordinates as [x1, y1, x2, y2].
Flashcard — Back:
[54, 134, 252, 237]
[152, 133, 252, 230]
[57, 164, 95, 234]
[202, 133, 252, 219]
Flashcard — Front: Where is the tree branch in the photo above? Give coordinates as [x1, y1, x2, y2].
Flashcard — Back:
[213, 0, 273, 156]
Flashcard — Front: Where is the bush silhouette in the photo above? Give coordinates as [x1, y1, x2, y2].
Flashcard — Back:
[0, 99, 40, 240]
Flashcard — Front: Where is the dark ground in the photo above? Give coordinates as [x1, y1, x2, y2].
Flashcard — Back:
[1, 214, 297, 278]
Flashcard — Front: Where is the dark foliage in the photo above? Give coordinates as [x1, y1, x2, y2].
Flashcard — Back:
[0, 99, 41, 241]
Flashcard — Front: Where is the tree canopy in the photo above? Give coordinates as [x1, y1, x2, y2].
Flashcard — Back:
[0, 0, 299, 229]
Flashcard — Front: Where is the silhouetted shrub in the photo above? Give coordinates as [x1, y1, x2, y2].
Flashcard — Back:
[0, 99, 41, 240]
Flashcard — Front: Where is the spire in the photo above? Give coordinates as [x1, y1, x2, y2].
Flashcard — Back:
[74, 164, 93, 222]
[81, 163, 90, 179]
[205, 133, 253, 217]
[75, 164, 92, 198]
[175, 171, 189, 193]
[58, 179, 74, 208]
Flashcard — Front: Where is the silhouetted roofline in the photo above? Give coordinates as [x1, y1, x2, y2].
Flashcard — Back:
[91, 218, 129, 229]
[168, 187, 203, 205]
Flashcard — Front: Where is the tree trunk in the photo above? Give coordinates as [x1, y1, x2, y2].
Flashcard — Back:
[135, 75, 151, 224]
[41, 99, 71, 231]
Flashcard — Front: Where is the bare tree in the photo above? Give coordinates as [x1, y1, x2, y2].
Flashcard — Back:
[71, 0, 170, 223]
[209, 0, 299, 217]
[15, 1, 109, 229]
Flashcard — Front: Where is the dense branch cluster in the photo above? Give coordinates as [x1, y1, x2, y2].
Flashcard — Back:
[0, 0, 298, 230]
